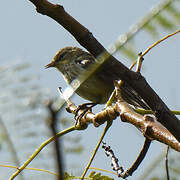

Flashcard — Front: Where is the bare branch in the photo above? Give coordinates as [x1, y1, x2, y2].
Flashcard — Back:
[46, 100, 64, 180]
[66, 99, 180, 152]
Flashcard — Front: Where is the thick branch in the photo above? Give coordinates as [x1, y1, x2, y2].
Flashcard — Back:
[66, 100, 180, 152]
[28, 0, 180, 142]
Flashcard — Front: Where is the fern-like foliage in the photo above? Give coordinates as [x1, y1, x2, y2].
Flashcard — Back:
[88, 171, 114, 180]
[109, 0, 180, 60]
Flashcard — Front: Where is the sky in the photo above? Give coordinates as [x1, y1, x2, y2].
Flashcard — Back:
[1, 0, 180, 180]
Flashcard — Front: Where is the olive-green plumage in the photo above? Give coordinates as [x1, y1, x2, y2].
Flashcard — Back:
[46, 47, 148, 109]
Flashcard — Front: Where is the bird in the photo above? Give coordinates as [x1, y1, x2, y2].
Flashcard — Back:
[45, 46, 148, 109]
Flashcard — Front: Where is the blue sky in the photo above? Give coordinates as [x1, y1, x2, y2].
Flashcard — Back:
[1, 0, 180, 179]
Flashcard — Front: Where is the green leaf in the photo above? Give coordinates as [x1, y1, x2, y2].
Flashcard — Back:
[165, 4, 180, 22]
[119, 46, 137, 60]
[64, 172, 76, 180]
[88, 171, 114, 180]
[89, 171, 96, 177]
[143, 22, 159, 38]
[155, 14, 175, 30]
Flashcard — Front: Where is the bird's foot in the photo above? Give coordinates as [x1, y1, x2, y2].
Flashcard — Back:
[75, 103, 97, 126]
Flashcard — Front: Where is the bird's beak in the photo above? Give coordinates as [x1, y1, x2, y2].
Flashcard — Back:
[45, 61, 55, 69]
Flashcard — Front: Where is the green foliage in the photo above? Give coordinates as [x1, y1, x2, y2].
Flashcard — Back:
[114, 0, 180, 60]
[64, 145, 84, 154]
[88, 171, 114, 180]
[155, 14, 174, 30]
[64, 172, 76, 180]
[120, 45, 137, 60]
[143, 22, 158, 37]
[63, 171, 114, 180]
[166, 4, 180, 21]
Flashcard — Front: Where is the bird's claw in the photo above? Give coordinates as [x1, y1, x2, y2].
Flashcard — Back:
[75, 103, 97, 126]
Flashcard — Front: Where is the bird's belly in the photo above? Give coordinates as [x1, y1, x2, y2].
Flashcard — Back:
[75, 76, 113, 104]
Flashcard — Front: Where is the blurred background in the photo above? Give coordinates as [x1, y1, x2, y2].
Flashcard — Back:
[0, 0, 180, 179]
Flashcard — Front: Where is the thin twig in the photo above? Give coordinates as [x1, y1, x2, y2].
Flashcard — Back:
[102, 142, 126, 178]
[165, 146, 170, 180]
[138, 150, 167, 180]
[124, 138, 151, 178]
[9, 126, 75, 180]
[0, 118, 24, 180]
[46, 100, 64, 180]
[80, 120, 113, 179]
[105, 58, 137, 108]
[0, 164, 58, 176]
[141, 30, 180, 57]
[135, 109, 180, 115]
[130, 29, 180, 71]
[136, 52, 144, 73]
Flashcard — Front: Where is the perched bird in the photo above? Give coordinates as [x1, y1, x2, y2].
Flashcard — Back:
[45, 47, 148, 109]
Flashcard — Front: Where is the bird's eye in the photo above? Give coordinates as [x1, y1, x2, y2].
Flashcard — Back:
[57, 51, 67, 61]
